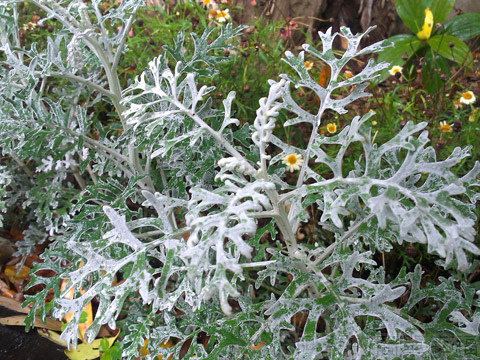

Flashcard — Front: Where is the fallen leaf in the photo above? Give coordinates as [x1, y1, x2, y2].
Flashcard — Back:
[0, 278, 10, 293]
[64, 333, 118, 360]
[60, 276, 93, 342]
[5, 265, 30, 283]
[1, 289, 17, 299]
[37, 329, 68, 347]
[0, 314, 62, 331]
[318, 65, 331, 89]
[9, 224, 24, 242]
[250, 341, 265, 351]
[0, 296, 29, 314]
[140, 338, 173, 359]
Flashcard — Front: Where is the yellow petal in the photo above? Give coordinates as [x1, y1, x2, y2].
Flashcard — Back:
[416, 8, 433, 40]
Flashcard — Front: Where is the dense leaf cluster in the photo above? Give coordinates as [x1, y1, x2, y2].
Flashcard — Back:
[0, 1, 479, 359]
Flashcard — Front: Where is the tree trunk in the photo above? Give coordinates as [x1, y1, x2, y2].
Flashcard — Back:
[453, 0, 480, 14]
[232, 0, 406, 47]
[155, 0, 478, 47]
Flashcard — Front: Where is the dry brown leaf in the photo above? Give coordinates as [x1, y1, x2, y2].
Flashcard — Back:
[0, 278, 10, 293]
[0, 314, 62, 331]
[1, 289, 17, 299]
[0, 295, 29, 314]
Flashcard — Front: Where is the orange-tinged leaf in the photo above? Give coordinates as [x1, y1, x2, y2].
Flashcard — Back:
[250, 341, 265, 350]
[292, 313, 307, 328]
[318, 65, 331, 88]
[140, 338, 173, 359]
[1, 289, 17, 299]
[60, 278, 93, 341]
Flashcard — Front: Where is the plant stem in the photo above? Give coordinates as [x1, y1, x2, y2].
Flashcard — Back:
[71, 165, 86, 190]
[313, 213, 375, 266]
[49, 72, 115, 99]
[175, 100, 255, 173]
[10, 152, 33, 177]
[244, 276, 282, 295]
[112, 15, 135, 73]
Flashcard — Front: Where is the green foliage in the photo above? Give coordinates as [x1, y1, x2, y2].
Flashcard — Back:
[0, 1, 479, 359]
[378, 0, 478, 93]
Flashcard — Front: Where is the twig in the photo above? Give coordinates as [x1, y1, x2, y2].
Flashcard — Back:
[10, 152, 33, 177]
[314, 213, 375, 266]
[49, 72, 115, 99]
[112, 15, 135, 73]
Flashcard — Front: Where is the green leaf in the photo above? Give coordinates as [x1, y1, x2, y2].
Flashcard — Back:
[422, 48, 450, 94]
[79, 311, 88, 324]
[394, 0, 431, 34]
[163, 24, 247, 78]
[427, 34, 473, 68]
[429, 0, 454, 25]
[99, 338, 110, 352]
[376, 34, 423, 80]
[64, 335, 118, 360]
[442, 13, 480, 41]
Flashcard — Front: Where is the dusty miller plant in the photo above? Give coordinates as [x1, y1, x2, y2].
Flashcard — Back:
[1, 1, 480, 359]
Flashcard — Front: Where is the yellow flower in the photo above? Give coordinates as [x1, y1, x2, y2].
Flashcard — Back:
[389, 65, 403, 76]
[208, 9, 218, 19]
[372, 120, 378, 126]
[344, 70, 354, 79]
[216, 9, 230, 22]
[469, 108, 478, 122]
[202, 0, 212, 6]
[282, 153, 303, 172]
[22, 22, 38, 31]
[459, 91, 476, 105]
[416, 8, 433, 40]
[439, 121, 452, 133]
[326, 123, 337, 134]
[304, 61, 314, 71]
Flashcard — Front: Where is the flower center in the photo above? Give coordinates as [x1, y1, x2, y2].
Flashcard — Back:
[462, 92, 472, 100]
[286, 155, 297, 165]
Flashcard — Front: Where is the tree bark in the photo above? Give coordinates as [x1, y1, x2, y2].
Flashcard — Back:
[154, 0, 478, 47]
[232, 0, 406, 47]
